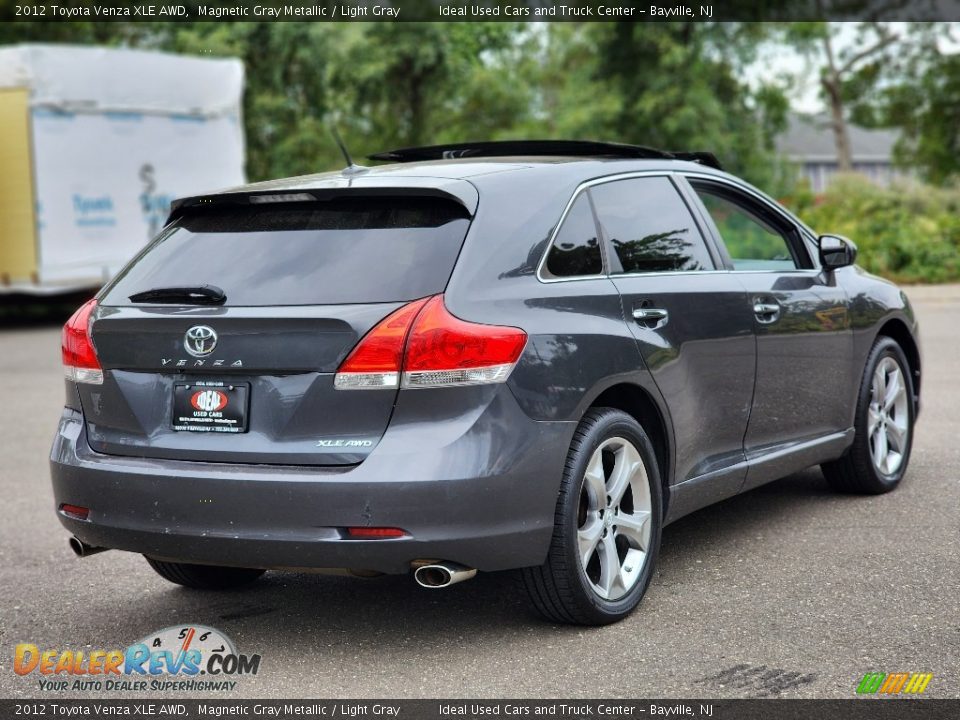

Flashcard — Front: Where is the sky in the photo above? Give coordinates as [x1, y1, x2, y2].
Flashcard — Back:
[746, 22, 960, 115]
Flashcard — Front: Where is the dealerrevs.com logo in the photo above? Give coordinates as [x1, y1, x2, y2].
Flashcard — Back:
[14, 625, 260, 693]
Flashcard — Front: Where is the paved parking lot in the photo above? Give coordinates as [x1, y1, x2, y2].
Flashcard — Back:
[0, 286, 957, 699]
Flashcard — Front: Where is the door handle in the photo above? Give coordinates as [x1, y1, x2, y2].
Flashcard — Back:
[752, 298, 781, 323]
[632, 307, 669, 326]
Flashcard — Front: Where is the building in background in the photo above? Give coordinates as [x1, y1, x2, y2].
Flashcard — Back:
[777, 114, 908, 192]
[0, 45, 245, 295]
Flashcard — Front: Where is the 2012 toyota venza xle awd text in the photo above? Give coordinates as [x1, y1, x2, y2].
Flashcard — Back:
[51, 141, 920, 625]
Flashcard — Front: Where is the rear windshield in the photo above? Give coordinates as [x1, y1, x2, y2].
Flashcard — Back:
[101, 197, 472, 306]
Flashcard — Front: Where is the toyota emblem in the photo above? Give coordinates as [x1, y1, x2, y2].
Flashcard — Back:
[184, 325, 218, 357]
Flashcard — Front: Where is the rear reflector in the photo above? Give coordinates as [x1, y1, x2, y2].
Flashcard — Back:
[346, 527, 408, 539]
[334, 294, 526, 390]
[62, 299, 103, 385]
[59, 504, 90, 521]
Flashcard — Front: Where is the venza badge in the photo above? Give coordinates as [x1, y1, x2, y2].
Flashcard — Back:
[184, 325, 218, 357]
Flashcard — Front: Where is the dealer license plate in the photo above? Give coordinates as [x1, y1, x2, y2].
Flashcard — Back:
[172, 381, 249, 433]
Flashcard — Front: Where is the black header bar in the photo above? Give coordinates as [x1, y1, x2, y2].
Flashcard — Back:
[5, 0, 960, 23]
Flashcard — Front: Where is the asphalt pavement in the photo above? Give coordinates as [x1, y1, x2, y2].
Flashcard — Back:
[0, 286, 957, 700]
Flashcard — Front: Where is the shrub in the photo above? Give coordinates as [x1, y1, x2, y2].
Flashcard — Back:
[781, 174, 960, 284]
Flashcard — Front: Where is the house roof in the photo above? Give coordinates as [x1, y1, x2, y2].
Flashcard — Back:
[776, 114, 899, 164]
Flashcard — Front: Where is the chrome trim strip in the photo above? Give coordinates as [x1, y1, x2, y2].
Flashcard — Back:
[534, 168, 824, 284]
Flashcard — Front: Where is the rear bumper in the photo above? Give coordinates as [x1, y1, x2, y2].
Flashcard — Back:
[49, 386, 574, 574]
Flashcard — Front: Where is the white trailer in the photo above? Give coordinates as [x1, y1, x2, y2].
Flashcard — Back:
[0, 44, 245, 294]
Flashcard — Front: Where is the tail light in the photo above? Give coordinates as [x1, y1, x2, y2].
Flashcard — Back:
[402, 295, 528, 387]
[333, 297, 431, 389]
[334, 295, 527, 390]
[62, 299, 103, 385]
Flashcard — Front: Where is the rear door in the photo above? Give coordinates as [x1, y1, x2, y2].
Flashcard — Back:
[684, 177, 853, 490]
[84, 194, 472, 465]
[590, 174, 756, 503]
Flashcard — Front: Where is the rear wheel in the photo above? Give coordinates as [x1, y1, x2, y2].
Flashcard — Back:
[821, 336, 915, 494]
[145, 557, 265, 590]
[523, 408, 662, 625]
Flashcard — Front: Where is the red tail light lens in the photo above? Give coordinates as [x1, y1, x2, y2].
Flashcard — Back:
[402, 296, 527, 388]
[333, 297, 431, 389]
[59, 504, 90, 521]
[346, 527, 407, 539]
[334, 294, 527, 390]
[62, 299, 103, 384]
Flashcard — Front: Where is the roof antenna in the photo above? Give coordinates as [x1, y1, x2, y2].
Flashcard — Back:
[330, 124, 367, 176]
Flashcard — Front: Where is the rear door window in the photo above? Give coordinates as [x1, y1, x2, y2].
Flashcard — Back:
[101, 197, 472, 306]
[590, 177, 714, 274]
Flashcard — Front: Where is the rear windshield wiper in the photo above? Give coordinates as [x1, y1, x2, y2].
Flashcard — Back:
[128, 285, 227, 305]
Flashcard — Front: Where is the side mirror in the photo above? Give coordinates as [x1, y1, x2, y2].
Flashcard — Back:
[818, 234, 857, 270]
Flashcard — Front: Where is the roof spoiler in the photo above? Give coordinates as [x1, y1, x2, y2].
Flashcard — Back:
[368, 140, 723, 170]
[165, 186, 476, 225]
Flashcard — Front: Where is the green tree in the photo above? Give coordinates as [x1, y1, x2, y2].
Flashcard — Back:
[781, 20, 939, 172]
[588, 22, 789, 188]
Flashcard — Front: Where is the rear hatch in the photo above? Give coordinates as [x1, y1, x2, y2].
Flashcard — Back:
[83, 193, 472, 465]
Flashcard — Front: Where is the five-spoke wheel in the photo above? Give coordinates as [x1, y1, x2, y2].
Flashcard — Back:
[867, 356, 910, 476]
[523, 408, 662, 625]
[822, 336, 915, 494]
[577, 438, 652, 601]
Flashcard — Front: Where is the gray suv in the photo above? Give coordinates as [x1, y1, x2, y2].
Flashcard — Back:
[51, 141, 920, 625]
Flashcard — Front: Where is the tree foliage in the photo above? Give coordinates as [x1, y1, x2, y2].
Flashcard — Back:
[1, 21, 788, 185]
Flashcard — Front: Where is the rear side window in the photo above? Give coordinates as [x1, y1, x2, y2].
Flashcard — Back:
[542, 194, 603, 278]
[591, 177, 713, 274]
[102, 197, 471, 306]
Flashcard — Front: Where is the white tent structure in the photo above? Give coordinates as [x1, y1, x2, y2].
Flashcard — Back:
[0, 44, 245, 294]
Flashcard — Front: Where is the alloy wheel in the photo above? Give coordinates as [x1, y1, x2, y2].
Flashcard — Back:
[868, 357, 910, 476]
[576, 437, 652, 601]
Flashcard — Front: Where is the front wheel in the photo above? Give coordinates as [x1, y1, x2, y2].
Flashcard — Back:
[523, 408, 662, 625]
[821, 336, 915, 494]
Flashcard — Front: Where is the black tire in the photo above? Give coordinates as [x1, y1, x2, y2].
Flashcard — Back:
[522, 408, 663, 625]
[145, 557, 265, 590]
[821, 336, 915, 494]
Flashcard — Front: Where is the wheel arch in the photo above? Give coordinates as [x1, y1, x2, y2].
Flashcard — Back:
[587, 383, 673, 515]
[876, 317, 921, 414]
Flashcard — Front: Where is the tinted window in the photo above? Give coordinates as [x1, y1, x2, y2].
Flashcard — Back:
[694, 188, 800, 270]
[590, 177, 713, 274]
[102, 197, 471, 306]
[543, 194, 603, 278]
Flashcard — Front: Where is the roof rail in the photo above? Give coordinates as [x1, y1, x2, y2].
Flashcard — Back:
[368, 140, 723, 170]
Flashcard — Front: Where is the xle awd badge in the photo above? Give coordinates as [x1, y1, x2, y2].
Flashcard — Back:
[316, 439, 374, 448]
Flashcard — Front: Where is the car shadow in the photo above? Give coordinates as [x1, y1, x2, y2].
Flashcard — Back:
[69, 467, 847, 656]
[658, 466, 836, 561]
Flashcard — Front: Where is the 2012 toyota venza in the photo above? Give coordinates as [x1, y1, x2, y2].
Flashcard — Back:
[51, 141, 921, 625]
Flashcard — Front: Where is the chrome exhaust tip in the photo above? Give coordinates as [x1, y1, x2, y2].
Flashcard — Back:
[414, 562, 477, 589]
[69, 536, 109, 558]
